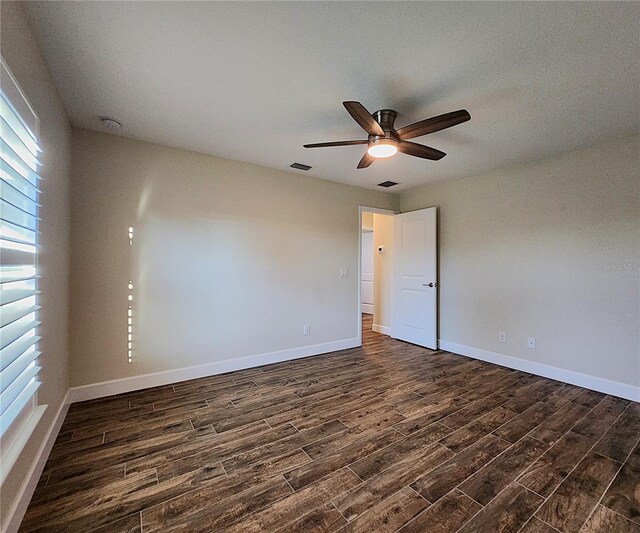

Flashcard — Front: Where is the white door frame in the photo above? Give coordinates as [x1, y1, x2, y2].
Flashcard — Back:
[357, 206, 398, 346]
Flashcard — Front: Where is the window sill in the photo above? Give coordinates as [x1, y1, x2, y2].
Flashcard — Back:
[0, 404, 46, 485]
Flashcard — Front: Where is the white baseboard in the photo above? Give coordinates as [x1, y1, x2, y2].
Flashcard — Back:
[439, 340, 640, 402]
[68, 337, 360, 403]
[2, 391, 70, 533]
[361, 304, 373, 315]
[372, 324, 391, 336]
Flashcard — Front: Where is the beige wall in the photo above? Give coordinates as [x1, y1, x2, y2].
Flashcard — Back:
[69, 129, 397, 386]
[1, 2, 71, 529]
[361, 212, 374, 230]
[400, 136, 640, 389]
[373, 213, 394, 332]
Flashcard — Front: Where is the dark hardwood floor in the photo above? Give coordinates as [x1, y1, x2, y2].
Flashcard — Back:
[21, 315, 639, 532]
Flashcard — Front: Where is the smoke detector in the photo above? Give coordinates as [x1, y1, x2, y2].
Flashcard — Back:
[100, 117, 122, 130]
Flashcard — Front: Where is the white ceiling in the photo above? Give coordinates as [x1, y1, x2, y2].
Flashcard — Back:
[25, 1, 639, 191]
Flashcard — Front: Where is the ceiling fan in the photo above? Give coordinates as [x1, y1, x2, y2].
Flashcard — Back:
[304, 101, 470, 169]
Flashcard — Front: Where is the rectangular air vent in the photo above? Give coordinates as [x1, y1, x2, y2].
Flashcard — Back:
[377, 181, 399, 188]
[290, 162, 312, 171]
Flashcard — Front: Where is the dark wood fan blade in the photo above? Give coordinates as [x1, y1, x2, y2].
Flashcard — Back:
[357, 152, 375, 169]
[398, 141, 446, 160]
[303, 140, 368, 148]
[395, 109, 470, 140]
[343, 101, 385, 136]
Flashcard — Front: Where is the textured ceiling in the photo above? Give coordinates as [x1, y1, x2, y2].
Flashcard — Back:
[25, 1, 639, 191]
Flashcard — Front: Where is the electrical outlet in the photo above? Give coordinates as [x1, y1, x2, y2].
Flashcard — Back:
[527, 337, 536, 349]
[303, 325, 310, 336]
[498, 331, 506, 343]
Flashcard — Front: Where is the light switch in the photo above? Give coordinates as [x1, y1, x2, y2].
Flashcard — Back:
[339, 268, 349, 278]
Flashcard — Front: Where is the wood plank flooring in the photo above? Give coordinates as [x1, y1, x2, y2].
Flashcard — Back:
[21, 315, 640, 532]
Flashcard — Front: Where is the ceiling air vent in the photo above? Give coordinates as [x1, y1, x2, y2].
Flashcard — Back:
[377, 181, 399, 188]
[290, 162, 312, 171]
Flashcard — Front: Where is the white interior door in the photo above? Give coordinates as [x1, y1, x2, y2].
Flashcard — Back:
[361, 231, 374, 314]
[392, 208, 438, 348]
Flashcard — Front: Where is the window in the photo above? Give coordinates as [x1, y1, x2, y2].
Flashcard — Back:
[0, 59, 46, 484]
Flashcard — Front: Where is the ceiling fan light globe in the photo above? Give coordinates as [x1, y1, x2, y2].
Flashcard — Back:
[367, 140, 398, 158]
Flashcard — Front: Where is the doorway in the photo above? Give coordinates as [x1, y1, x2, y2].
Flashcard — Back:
[358, 207, 396, 342]
[361, 214, 374, 315]
[358, 206, 439, 349]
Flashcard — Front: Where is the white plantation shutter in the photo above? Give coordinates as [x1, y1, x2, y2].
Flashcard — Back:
[0, 59, 46, 484]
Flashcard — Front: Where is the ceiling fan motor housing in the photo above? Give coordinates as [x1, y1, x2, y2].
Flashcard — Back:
[372, 109, 397, 135]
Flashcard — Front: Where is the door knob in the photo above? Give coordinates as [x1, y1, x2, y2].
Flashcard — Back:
[422, 282, 436, 288]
